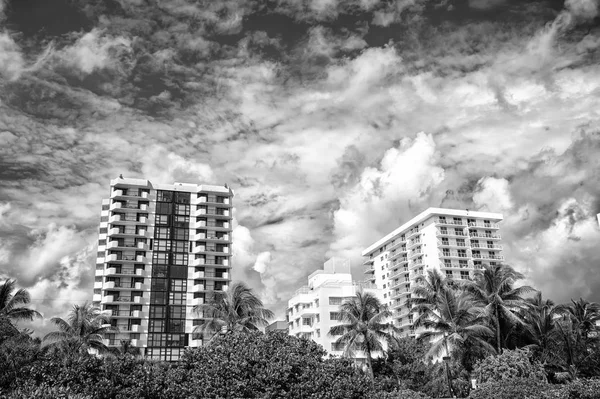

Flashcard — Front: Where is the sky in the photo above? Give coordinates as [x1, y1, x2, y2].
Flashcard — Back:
[0, 0, 599, 333]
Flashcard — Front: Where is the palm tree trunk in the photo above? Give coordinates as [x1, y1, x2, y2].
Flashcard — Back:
[495, 307, 502, 354]
[365, 345, 374, 380]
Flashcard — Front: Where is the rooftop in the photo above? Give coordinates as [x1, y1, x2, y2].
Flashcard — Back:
[361, 207, 503, 256]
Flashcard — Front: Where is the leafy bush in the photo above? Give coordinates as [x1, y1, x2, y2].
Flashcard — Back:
[564, 378, 600, 399]
[468, 378, 551, 399]
[473, 348, 547, 384]
[368, 388, 432, 399]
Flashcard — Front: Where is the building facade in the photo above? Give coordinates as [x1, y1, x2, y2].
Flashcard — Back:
[266, 320, 289, 333]
[93, 177, 233, 361]
[362, 208, 503, 337]
[287, 258, 384, 360]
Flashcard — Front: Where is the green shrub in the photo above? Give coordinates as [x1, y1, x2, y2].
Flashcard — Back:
[564, 378, 600, 399]
[468, 378, 551, 399]
[368, 388, 432, 399]
[473, 348, 547, 384]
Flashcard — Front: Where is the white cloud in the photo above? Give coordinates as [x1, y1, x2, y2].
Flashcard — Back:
[140, 146, 216, 184]
[253, 251, 272, 273]
[330, 132, 445, 260]
[0, 32, 25, 81]
[59, 29, 131, 75]
[473, 177, 514, 213]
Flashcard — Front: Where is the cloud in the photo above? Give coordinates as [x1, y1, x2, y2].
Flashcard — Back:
[473, 177, 514, 213]
[330, 132, 445, 260]
[140, 146, 216, 184]
[58, 29, 132, 75]
[0, 32, 25, 80]
[253, 251, 272, 273]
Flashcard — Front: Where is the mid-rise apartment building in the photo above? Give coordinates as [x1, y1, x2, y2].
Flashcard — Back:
[362, 208, 503, 337]
[93, 177, 233, 361]
[287, 258, 384, 360]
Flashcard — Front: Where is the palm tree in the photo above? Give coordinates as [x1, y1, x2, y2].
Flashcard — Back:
[329, 291, 396, 379]
[465, 264, 535, 353]
[0, 279, 42, 325]
[518, 292, 561, 363]
[193, 282, 274, 340]
[412, 271, 495, 375]
[42, 302, 116, 356]
[554, 298, 600, 373]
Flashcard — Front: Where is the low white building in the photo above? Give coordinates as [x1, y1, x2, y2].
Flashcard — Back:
[287, 257, 386, 361]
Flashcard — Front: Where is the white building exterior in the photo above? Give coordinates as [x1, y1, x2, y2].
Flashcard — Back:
[287, 258, 385, 360]
[93, 177, 233, 361]
[362, 208, 504, 337]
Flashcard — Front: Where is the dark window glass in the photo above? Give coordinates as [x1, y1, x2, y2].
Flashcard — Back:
[169, 306, 185, 319]
[149, 320, 164, 332]
[175, 192, 190, 204]
[157, 191, 173, 202]
[168, 319, 184, 332]
[150, 306, 165, 318]
[152, 265, 167, 278]
[170, 266, 187, 279]
[173, 228, 188, 240]
[172, 241, 187, 253]
[156, 202, 172, 214]
[100, 216, 108, 222]
[169, 292, 186, 304]
[151, 278, 168, 291]
[151, 291, 168, 305]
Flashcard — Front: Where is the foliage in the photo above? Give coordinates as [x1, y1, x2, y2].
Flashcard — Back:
[0, 280, 42, 323]
[42, 302, 115, 357]
[193, 281, 274, 340]
[468, 378, 551, 399]
[472, 348, 546, 384]
[368, 388, 432, 399]
[329, 291, 396, 379]
[465, 264, 535, 353]
[181, 330, 373, 398]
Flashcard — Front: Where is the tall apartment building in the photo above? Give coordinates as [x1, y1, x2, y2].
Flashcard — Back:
[93, 177, 233, 361]
[287, 258, 384, 360]
[362, 208, 503, 337]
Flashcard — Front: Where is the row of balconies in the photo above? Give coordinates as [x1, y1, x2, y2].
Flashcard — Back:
[109, 214, 148, 224]
[436, 218, 500, 229]
[95, 268, 147, 277]
[110, 202, 149, 211]
[94, 281, 148, 290]
[111, 190, 149, 199]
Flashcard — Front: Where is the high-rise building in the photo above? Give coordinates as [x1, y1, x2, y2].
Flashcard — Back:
[362, 208, 503, 337]
[93, 177, 233, 361]
[287, 257, 384, 360]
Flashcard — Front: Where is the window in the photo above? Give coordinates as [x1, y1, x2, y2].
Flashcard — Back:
[173, 215, 189, 227]
[172, 241, 187, 253]
[445, 270, 453, 278]
[453, 217, 462, 225]
[150, 306, 166, 318]
[302, 318, 311, 326]
[155, 215, 169, 225]
[174, 204, 190, 215]
[173, 228, 188, 241]
[175, 192, 190, 204]
[169, 305, 185, 319]
[454, 228, 463, 235]
[170, 279, 187, 292]
[172, 253, 188, 265]
[329, 297, 342, 305]
[151, 278, 168, 291]
[457, 239, 465, 246]
[99, 227, 107, 234]
[153, 252, 169, 265]
[154, 240, 171, 251]
[460, 271, 470, 279]
[439, 216, 446, 223]
[156, 228, 170, 239]
[331, 342, 344, 351]
[316, 329, 320, 338]
[330, 312, 341, 321]
[316, 314, 320, 323]
[441, 238, 449, 245]
[156, 202, 172, 214]
[157, 191, 173, 202]
[440, 227, 447, 234]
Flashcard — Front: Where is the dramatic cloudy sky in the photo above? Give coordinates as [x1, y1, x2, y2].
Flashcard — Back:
[1, 0, 600, 332]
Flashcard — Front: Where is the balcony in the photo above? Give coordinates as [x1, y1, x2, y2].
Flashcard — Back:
[472, 254, 505, 260]
[131, 310, 146, 318]
[133, 282, 148, 290]
[189, 339, 203, 348]
[109, 214, 121, 223]
[133, 296, 147, 304]
[468, 222, 500, 229]
[363, 266, 375, 275]
[101, 295, 114, 304]
[130, 338, 147, 347]
[469, 232, 501, 239]
[192, 284, 206, 293]
[408, 250, 423, 259]
[109, 202, 122, 211]
[437, 229, 467, 237]
[440, 251, 469, 259]
[188, 297, 204, 306]
[93, 294, 102, 302]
